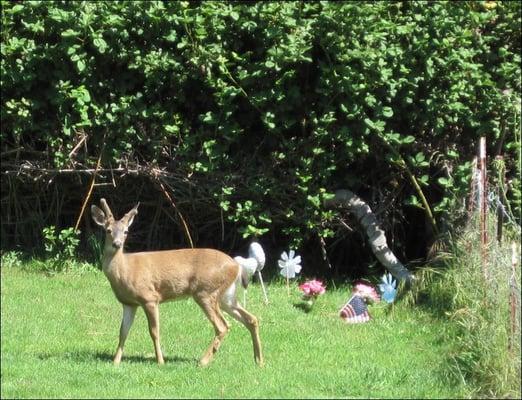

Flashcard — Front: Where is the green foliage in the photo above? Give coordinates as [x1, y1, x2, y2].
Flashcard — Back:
[87, 233, 103, 267]
[42, 226, 81, 272]
[0, 250, 24, 268]
[1, 1, 521, 248]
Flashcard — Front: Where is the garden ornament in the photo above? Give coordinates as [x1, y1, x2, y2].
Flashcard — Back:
[278, 249, 302, 295]
[339, 282, 380, 324]
[378, 272, 397, 303]
[234, 242, 268, 305]
[299, 279, 326, 310]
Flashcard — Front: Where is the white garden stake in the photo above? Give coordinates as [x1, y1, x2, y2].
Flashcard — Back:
[257, 269, 269, 305]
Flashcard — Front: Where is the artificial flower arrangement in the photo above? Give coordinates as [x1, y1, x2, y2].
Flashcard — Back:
[352, 281, 380, 303]
[246, 244, 396, 324]
[298, 279, 326, 310]
[299, 279, 326, 298]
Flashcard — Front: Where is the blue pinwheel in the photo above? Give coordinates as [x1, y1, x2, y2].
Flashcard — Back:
[378, 273, 397, 303]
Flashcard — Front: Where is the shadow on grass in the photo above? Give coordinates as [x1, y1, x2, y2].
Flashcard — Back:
[293, 302, 312, 313]
[37, 350, 196, 365]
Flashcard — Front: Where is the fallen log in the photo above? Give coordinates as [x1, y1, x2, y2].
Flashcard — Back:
[325, 189, 415, 284]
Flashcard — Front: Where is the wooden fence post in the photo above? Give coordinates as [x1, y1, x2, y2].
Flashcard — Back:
[479, 137, 488, 280]
[468, 156, 478, 219]
[508, 242, 519, 353]
[495, 155, 505, 243]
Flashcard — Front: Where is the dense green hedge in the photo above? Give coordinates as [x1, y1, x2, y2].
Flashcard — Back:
[1, 1, 520, 269]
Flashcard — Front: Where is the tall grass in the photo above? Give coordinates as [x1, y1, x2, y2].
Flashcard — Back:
[408, 220, 521, 398]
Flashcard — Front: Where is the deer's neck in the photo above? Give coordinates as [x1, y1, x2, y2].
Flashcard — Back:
[102, 247, 127, 278]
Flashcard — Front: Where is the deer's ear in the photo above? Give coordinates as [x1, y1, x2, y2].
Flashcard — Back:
[125, 203, 139, 227]
[91, 205, 106, 227]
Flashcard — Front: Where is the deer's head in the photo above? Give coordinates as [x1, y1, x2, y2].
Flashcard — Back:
[91, 199, 139, 251]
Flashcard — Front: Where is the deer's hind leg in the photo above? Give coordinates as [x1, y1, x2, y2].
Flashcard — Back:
[194, 292, 229, 366]
[221, 296, 263, 366]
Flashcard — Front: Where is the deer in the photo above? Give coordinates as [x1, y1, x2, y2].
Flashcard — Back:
[90, 198, 263, 367]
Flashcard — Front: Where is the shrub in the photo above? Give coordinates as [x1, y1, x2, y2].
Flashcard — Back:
[42, 225, 81, 272]
[1, 250, 24, 268]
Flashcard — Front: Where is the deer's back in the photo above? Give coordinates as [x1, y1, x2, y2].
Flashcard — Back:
[115, 248, 239, 304]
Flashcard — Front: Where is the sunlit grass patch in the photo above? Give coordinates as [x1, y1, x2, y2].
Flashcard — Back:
[1, 264, 470, 399]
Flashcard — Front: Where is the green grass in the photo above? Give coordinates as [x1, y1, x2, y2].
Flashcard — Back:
[1, 264, 470, 399]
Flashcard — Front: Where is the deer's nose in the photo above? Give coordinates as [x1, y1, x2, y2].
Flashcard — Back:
[112, 240, 122, 249]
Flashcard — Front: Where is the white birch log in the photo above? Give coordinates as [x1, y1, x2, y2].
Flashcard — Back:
[324, 189, 415, 284]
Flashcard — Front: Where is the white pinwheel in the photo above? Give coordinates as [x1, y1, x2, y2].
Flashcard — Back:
[279, 249, 302, 295]
[278, 249, 302, 279]
[378, 272, 397, 303]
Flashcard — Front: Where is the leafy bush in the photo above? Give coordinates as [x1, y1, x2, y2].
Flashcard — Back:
[1, 1, 520, 264]
[42, 225, 81, 272]
[1, 250, 24, 268]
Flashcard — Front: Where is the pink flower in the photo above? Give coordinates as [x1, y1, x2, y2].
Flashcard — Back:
[352, 281, 380, 303]
[299, 279, 326, 297]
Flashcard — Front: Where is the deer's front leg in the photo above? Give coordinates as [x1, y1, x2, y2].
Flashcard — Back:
[113, 304, 137, 365]
[143, 302, 164, 364]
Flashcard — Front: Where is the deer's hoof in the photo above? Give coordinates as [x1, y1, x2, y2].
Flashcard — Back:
[199, 357, 212, 367]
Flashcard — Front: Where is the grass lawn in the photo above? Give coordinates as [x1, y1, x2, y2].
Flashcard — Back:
[1, 266, 470, 399]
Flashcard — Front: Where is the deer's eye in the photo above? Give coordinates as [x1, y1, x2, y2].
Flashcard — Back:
[106, 228, 112, 234]
[124, 230, 128, 235]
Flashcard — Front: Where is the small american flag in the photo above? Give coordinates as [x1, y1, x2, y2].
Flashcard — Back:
[339, 295, 371, 323]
